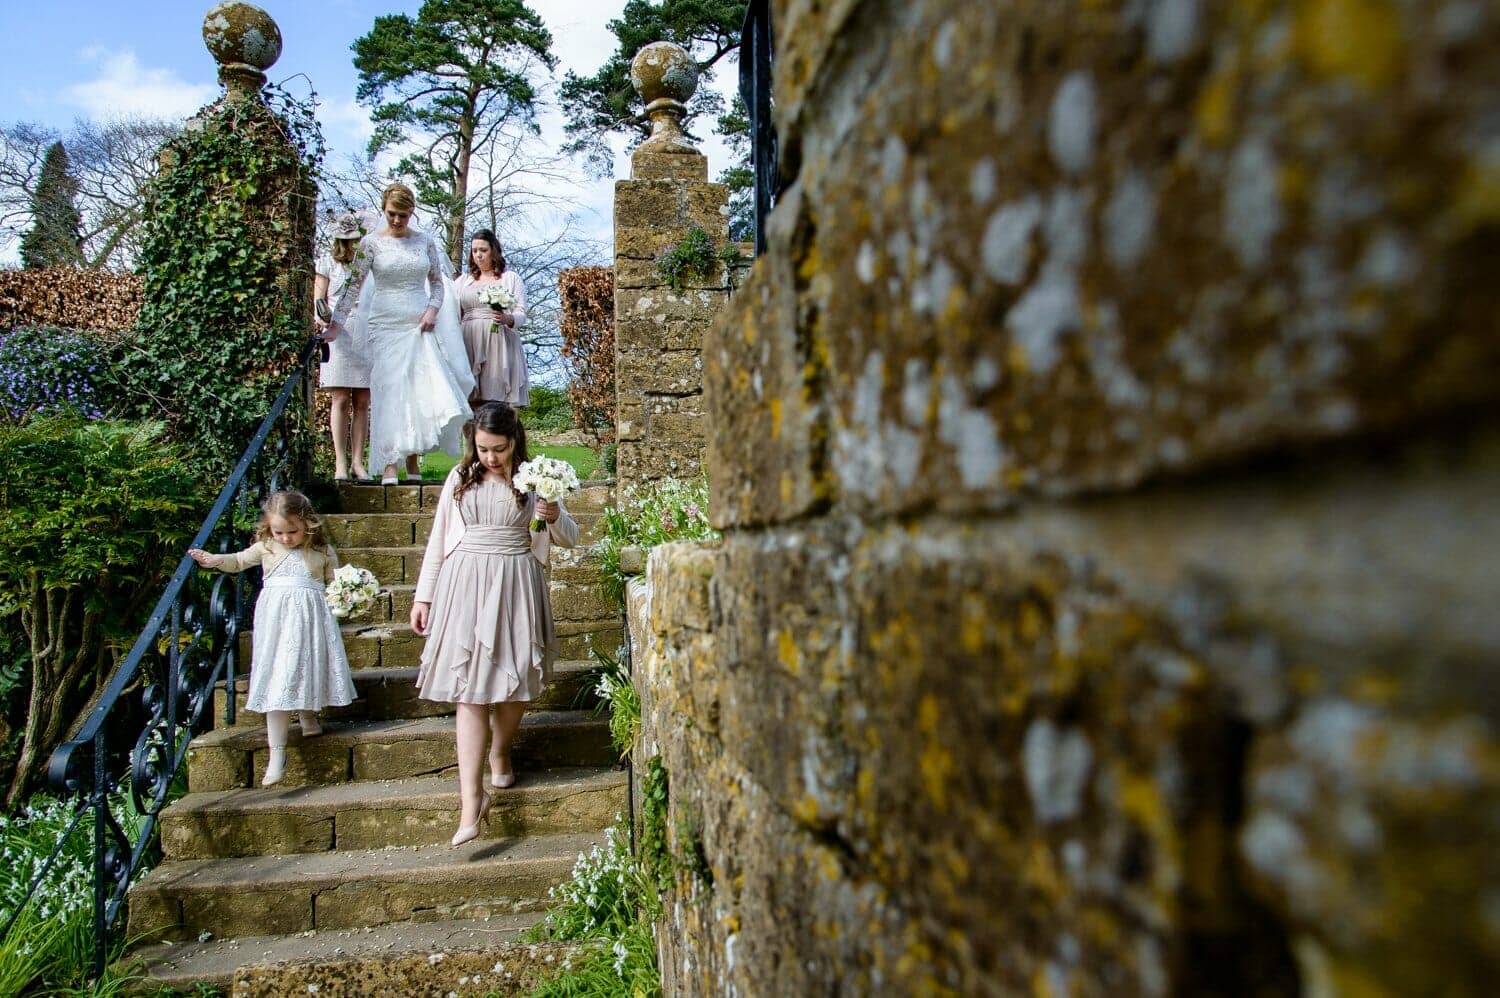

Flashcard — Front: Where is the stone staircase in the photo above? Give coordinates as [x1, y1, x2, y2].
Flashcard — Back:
[127, 479, 622, 991]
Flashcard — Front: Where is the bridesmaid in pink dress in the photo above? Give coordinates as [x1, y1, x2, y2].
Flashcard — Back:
[454, 229, 529, 408]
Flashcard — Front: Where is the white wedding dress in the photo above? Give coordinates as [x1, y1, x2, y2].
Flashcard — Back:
[332, 230, 474, 472]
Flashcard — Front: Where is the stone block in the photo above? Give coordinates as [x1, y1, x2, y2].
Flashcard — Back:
[383, 486, 421, 514]
[648, 541, 716, 634]
[337, 485, 385, 513]
[628, 150, 707, 181]
[616, 287, 724, 331]
[232, 940, 576, 997]
[351, 738, 451, 782]
[182, 887, 311, 937]
[616, 440, 706, 488]
[551, 582, 618, 624]
[187, 744, 250, 793]
[255, 741, 350, 788]
[617, 349, 702, 396]
[163, 808, 333, 860]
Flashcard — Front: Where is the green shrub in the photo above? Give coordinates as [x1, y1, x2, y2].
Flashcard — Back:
[0, 415, 207, 807]
[525, 384, 575, 433]
[587, 646, 640, 761]
[598, 477, 718, 607]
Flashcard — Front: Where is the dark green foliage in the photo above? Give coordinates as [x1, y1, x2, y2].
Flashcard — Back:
[524, 383, 576, 432]
[655, 225, 718, 291]
[19, 142, 83, 270]
[601, 442, 618, 476]
[115, 96, 317, 481]
[0, 416, 207, 806]
[639, 755, 672, 895]
[559, 0, 748, 176]
[717, 94, 754, 242]
[353, 0, 557, 268]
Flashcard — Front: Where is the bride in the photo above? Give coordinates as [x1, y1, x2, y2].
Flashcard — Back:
[327, 182, 473, 484]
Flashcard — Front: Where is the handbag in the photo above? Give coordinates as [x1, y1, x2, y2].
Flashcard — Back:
[314, 298, 333, 323]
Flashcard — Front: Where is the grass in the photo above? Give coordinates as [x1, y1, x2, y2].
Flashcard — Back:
[419, 444, 599, 482]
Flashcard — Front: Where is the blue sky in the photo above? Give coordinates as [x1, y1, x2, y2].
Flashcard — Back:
[0, 1, 741, 260]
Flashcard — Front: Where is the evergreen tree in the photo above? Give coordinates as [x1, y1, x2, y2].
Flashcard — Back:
[353, 0, 557, 271]
[559, 1, 752, 237]
[19, 141, 82, 269]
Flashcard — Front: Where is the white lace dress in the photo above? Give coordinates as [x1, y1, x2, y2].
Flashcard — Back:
[245, 551, 356, 712]
[332, 231, 473, 471]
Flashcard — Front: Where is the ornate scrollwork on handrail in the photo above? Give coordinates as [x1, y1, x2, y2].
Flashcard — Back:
[16, 336, 322, 976]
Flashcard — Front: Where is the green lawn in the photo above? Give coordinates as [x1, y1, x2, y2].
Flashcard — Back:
[420, 444, 599, 482]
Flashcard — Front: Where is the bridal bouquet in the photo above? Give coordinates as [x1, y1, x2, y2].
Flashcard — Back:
[514, 456, 580, 532]
[325, 564, 381, 619]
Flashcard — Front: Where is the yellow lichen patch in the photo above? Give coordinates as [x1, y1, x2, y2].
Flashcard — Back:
[1023, 839, 1064, 899]
[1279, 161, 1312, 208]
[1007, 341, 1029, 374]
[918, 694, 955, 812]
[742, 311, 756, 345]
[1454, 154, 1500, 227]
[1017, 599, 1046, 644]
[769, 396, 784, 440]
[1292, 0, 1405, 90]
[780, 472, 794, 507]
[1195, 61, 1241, 146]
[959, 592, 990, 655]
[778, 628, 802, 676]
[793, 793, 821, 825]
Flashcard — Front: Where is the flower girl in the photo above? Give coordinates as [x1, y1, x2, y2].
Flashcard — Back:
[189, 491, 356, 786]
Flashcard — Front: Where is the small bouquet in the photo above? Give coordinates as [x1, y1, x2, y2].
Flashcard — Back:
[325, 564, 381, 619]
[478, 283, 516, 316]
[514, 456, 580, 532]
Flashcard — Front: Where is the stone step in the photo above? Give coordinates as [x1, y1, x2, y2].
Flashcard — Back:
[187, 712, 616, 793]
[126, 830, 600, 944]
[327, 513, 433, 549]
[212, 661, 602, 729]
[161, 767, 626, 859]
[336, 479, 614, 516]
[128, 912, 542, 993]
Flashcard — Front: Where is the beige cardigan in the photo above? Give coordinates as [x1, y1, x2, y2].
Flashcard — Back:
[213, 539, 339, 583]
[414, 467, 577, 604]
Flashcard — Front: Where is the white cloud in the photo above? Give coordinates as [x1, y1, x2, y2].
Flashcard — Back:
[65, 50, 216, 121]
[318, 97, 374, 149]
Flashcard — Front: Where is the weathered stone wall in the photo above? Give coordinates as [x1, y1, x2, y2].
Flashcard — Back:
[631, 0, 1500, 994]
[612, 136, 728, 497]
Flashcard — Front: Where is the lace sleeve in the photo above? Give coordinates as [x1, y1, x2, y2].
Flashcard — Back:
[425, 234, 445, 311]
[332, 236, 372, 325]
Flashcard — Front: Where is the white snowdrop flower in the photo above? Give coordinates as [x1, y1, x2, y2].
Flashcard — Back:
[428, 952, 446, 964]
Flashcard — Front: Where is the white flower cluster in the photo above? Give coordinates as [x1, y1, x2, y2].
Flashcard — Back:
[515, 456, 580, 531]
[477, 284, 516, 311]
[325, 564, 380, 619]
[544, 820, 632, 926]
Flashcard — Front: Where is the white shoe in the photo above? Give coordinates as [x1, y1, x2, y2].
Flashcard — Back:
[299, 712, 323, 737]
[262, 747, 286, 787]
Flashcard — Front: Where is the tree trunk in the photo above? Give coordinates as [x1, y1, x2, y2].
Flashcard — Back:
[6, 584, 104, 809]
[447, 90, 480, 274]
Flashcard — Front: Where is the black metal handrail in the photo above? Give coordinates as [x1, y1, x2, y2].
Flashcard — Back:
[738, 0, 778, 256]
[0, 336, 321, 978]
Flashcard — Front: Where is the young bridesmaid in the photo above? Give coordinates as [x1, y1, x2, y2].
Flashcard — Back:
[410, 402, 577, 845]
[189, 492, 356, 786]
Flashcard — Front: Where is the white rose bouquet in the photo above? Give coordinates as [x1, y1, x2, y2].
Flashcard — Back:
[477, 283, 516, 329]
[514, 456, 580, 532]
[325, 564, 381, 619]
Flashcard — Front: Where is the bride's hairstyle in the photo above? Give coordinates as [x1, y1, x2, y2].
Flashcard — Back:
[454, 402, 530, 504]
[382, 182, 416, 214]
[467, 229, 507, 278]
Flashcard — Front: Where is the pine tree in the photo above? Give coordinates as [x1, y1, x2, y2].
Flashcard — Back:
[19, 141, 83, 269]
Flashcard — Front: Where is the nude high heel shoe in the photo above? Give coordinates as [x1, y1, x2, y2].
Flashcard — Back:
[451, 790, 495, 847]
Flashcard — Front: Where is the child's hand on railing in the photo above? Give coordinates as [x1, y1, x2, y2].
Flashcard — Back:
[187, 549, 219, 569]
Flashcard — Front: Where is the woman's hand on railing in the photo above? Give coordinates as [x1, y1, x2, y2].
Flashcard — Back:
[187, 549, 220, 569]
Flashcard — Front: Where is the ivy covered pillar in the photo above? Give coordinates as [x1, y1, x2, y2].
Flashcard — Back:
[612, 42, 730, 499]
[124, 1, 317, 478]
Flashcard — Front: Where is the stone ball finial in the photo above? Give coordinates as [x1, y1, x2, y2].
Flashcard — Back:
[203, 2, 282, 93]
[630, 42, 700, 151]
